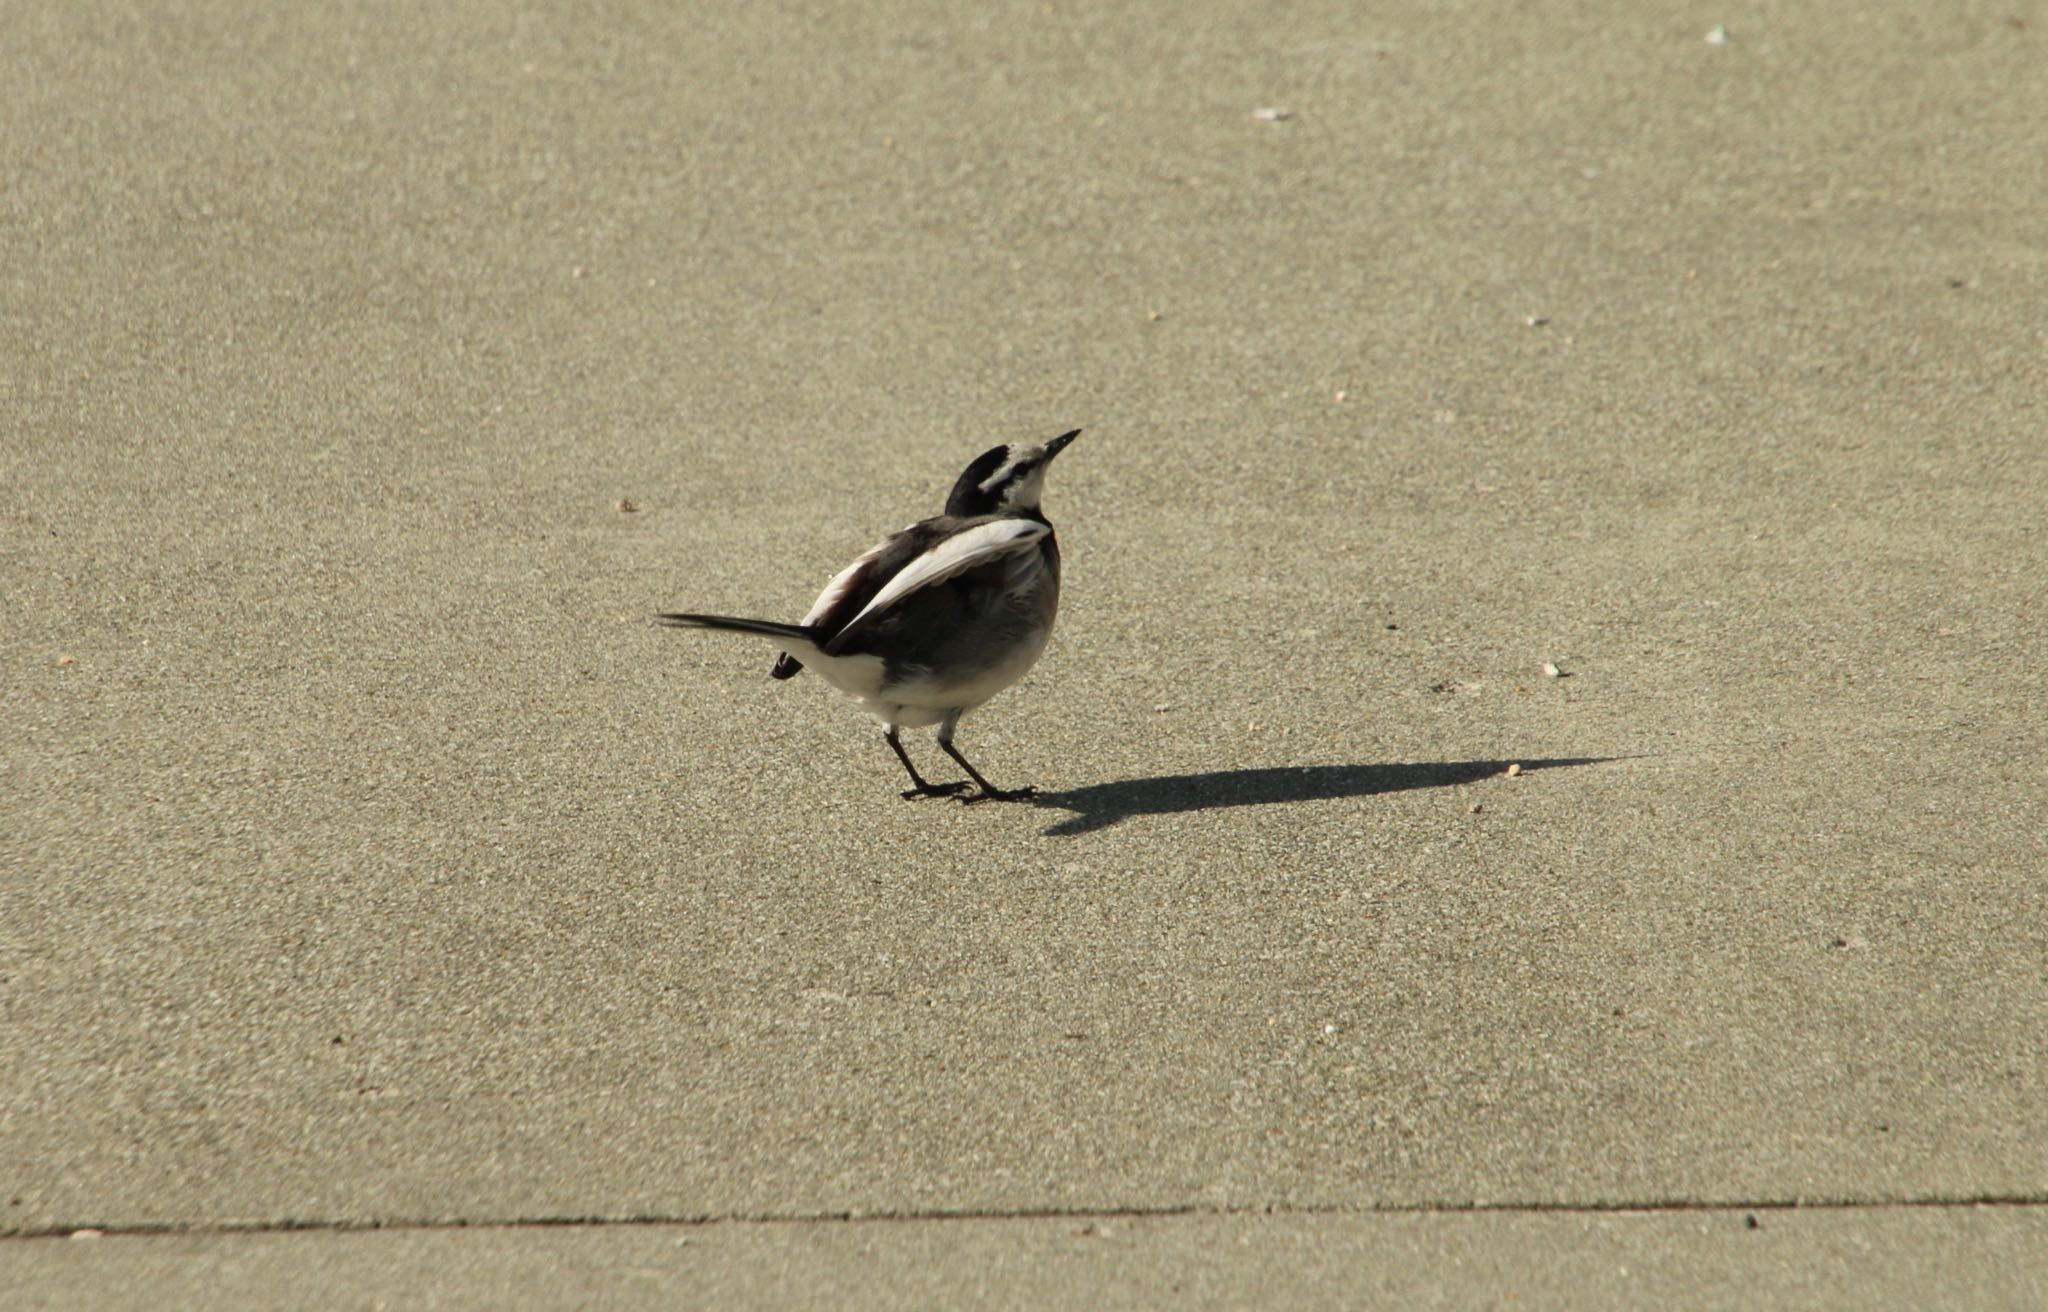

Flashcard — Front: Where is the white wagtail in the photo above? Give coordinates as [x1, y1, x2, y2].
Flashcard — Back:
[660, 429, 1080, 803]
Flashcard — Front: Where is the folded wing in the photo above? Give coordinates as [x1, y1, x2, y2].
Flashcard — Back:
[828, 517, 1049, 652]
[775, 519, 956, 677]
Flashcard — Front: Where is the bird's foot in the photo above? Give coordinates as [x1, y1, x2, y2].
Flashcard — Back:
[900, 780, 971, 800]
[956, 784, 1037, 805]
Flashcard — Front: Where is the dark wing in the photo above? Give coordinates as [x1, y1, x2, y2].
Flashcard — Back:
[771, 517, 953, 678]
[825, 516, 1051, 655]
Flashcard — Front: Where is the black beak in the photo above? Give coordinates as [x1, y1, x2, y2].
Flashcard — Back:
[1044, 428, 1081, 460]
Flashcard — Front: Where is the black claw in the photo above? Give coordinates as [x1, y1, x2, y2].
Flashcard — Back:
[901, 781, 970, 800]
[956, 785, 1037, 805]
[935, 738, 1033, 805]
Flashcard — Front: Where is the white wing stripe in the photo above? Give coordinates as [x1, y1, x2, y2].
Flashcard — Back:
[845, 519, 1047, 631]
[799, 541, 888, 625]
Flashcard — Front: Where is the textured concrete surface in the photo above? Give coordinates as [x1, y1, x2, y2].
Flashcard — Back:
[5, 0, 2045, 1303]
[11, 1209, 2048, 1311]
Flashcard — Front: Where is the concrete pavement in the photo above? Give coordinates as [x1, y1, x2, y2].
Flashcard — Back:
[6, 0, 2045, 1303]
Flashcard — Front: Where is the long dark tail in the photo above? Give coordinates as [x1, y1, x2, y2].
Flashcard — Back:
[657, 612, 818, 680]
[658, 612, 813, 641]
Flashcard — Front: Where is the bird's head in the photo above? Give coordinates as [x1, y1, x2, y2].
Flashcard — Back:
[944, 428, 1080, 518]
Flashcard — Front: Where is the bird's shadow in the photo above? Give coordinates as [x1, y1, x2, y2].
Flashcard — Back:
[1029, 757, 1617, 836]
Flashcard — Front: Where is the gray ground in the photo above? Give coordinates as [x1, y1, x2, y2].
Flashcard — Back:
[5, 0, 2045, 1305]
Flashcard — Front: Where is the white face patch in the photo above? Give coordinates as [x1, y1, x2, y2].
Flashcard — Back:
[999, 464, 1046, 510]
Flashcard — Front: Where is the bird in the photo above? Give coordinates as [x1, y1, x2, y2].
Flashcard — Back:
[659, 429, 1080, 804]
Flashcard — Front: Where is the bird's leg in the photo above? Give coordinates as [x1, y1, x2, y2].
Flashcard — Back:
[886, 725, 967, 800]
[936, 716, 1035, 804]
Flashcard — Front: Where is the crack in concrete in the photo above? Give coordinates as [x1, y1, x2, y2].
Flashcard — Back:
[10, 1194, 2048, 1242]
